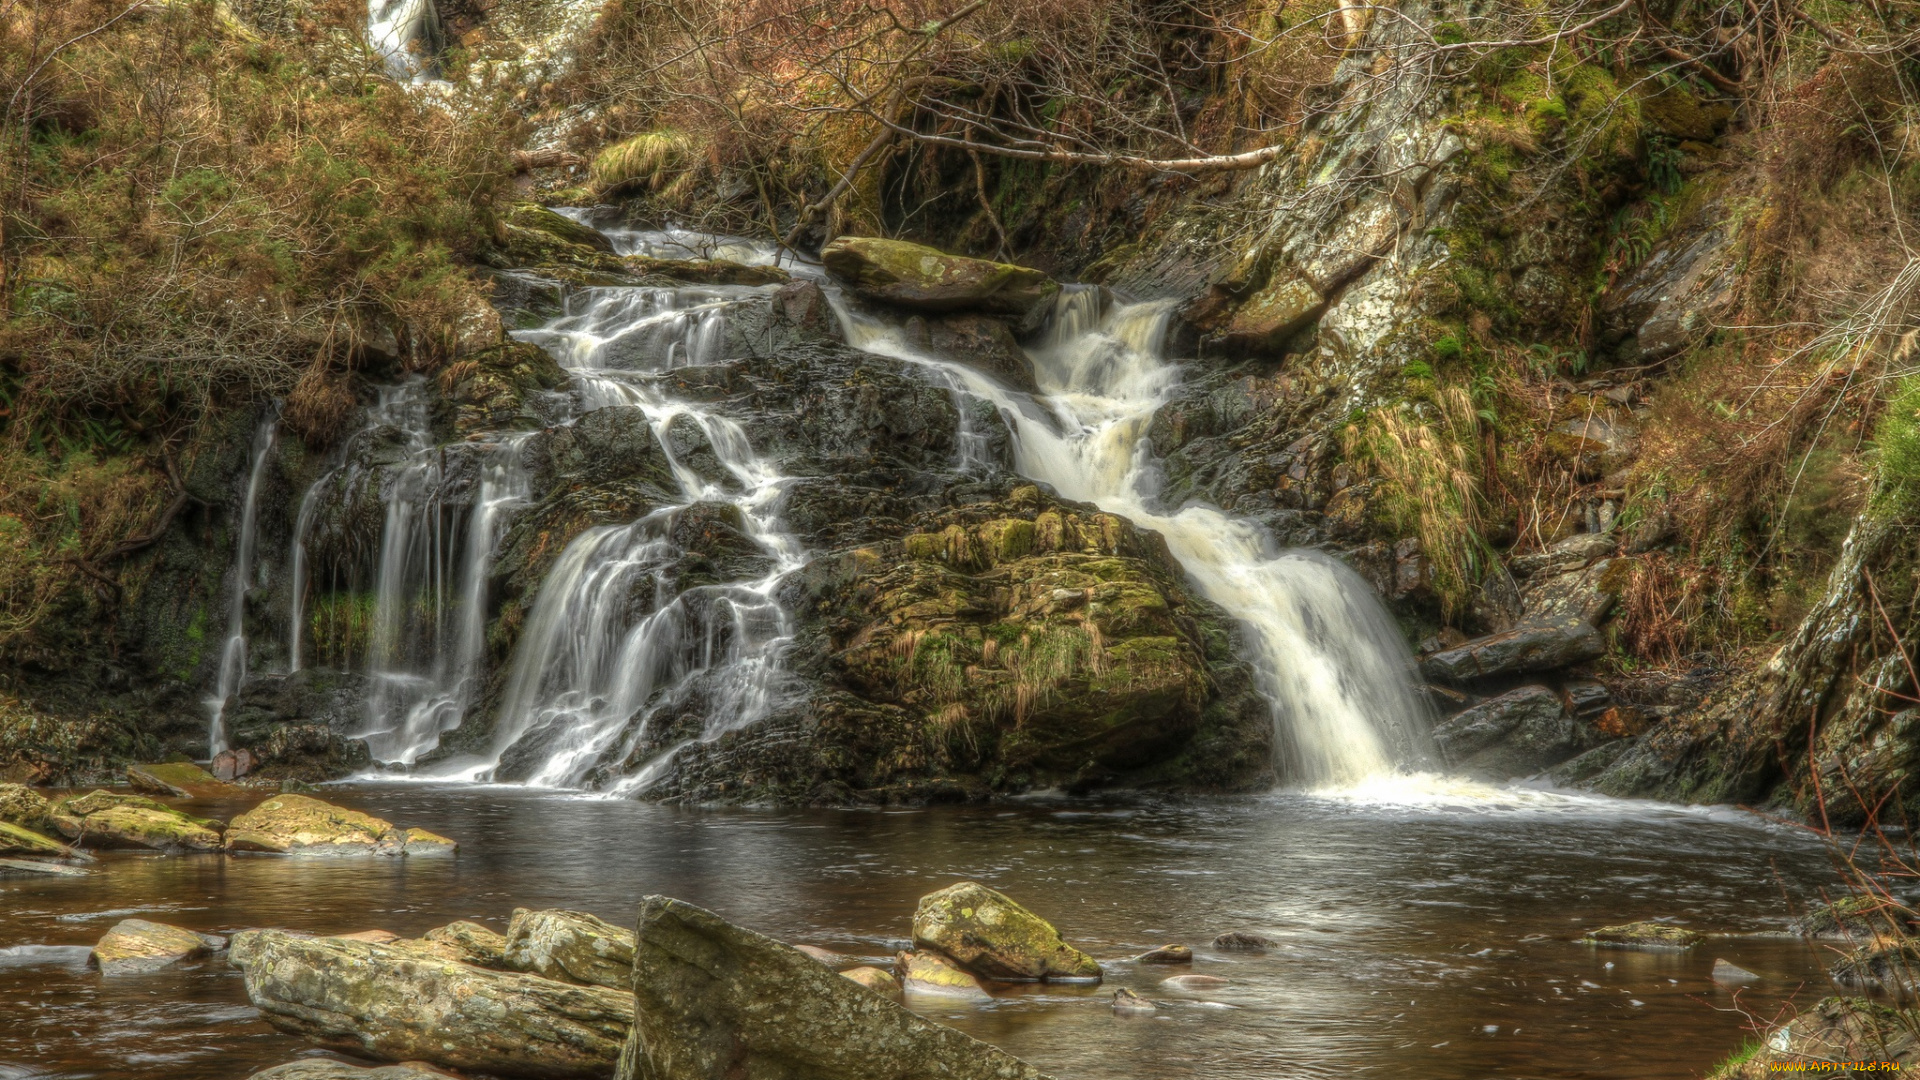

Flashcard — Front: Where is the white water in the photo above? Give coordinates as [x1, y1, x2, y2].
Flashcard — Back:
[834, 286, 1434, 787]
[367, 0, 435, 78]
[204, 414, 278, 758]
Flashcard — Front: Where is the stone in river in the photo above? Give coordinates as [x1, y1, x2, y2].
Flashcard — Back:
[1829, 938, 1920, 994]
[1161, 974, 1231, 990]
[841, 965, 901, 993]
[0, 819, 75, 858]
[1712, 958, 1760, 984]
[211, 748, 258, 782]
[231, 929, 631, 1079]
[615, 895, 1050, 1080]
[1580, 921, 1702, 950]
[247, 1061, 453, 1080]
[1136, 944, 1193, 964]
[820, 236, 1060, 330]
[795, 944, 850, 965]
[1791, 895, 1915, 940]
[0, 856, 90, 877]
[1113, 987, 1158, 1015]
[1211, 931, 1273, 951]
[423, 921, 510, 967]
[897, 950, 992, 1000]
[225, 794, 453, 856]
[503, 907, 635, 990]
[90, 918, 227, 974]
[912, 880, 1102, 982]
[127, 761, 236, 799]
[50, 791, 224, 853]
[400, 827, 457, 856]
[0, 782, 54, 830]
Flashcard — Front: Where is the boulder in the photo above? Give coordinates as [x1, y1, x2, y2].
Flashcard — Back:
[1136, 945, 1192, 964]
[504, 908, 635, 990]
[90, 918, 227, 974]
[1830, 938, 1920, 994]
[0, 782, 53, 830]
[423, 921, 510, 967]
[1112, 987, 1157, 1015]
[1432, 685, 1602, 780]
[1520, 558, 1621, 625]
[615, 895, 1051, 1080]
[896, 950, 991, 1000]
[0, 819, 74, 858]
[225, 795, 455, 856]
[50, 791, 224, 852]
[1599, 215, 1735, 363]
[821, 236, 1060, 328]
[247, 1061, 454, 1080]
[1792, 895, 1916, 940]
[625, 255, 789, 286]
[1421, 616, 1605, 683]
[841, 965, 900, 993]
[1211, 931, 1272, 951]
[127, 761, 237, 799]
[211, 748, 259, 782]
[1218, 270, 1325, 354]
[911, 881, 1102, 983]
[230, 929, 632, 1079]
[1580, 922, 1702, 950]
[903, 313, 1039, 393]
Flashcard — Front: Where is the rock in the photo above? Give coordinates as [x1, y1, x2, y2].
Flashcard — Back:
[0, 819, 75, 857]
[246, 1061, 454, 1080]
[624, 255, 789, 286]
[423, 921, 510, 967]
[50, 791, 224, 852]
[1211, 931, 1273, 952]
[1830, 938, 1920, 994]
[1432, 685, 1603, 780]
[821, 236, 1060, 328]
[616, 895, 1050, 1080]
[903, 313, 1038, 393]
[0, 856, 90, 876]
[912, 881, 1102, 983]
[1136, 945, 1192, 964]
[230, 929, 632, 1079]
[1420, 616, 1605, 683]
[503, 907, 635, 990]
[224, 794, 448, 856]
[1580, 922, 1702, 950]
[90, 918, 227, 974]
[1712, 958, 1760, 984]
[1161, 974, 1230, 989]
[0, 782, 53, 830]
[211, 748, 258, 782]
[896, 950, 992, 999]
[1509, 532, 1616, 579]
[1219, 270, 1324, 354]
[1112, 987, 1157, 1015]
[795, 944, 850, 965]
[1792, 895, 1916, 940]
[127, 761, 236, 799]
[1599, 214, 1735, 364]
[333, 930, 401, 944]
[1712, 996, 1920, 1079]
[841, 965, 901, 993]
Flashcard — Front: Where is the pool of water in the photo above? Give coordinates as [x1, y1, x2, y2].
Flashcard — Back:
[0, 780, 1856, 1079]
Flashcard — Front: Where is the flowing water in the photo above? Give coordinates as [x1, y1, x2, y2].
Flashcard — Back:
[366, 0, 435, 78]
[204, 415, 278, 758]
[0, 782, 1856, 1080]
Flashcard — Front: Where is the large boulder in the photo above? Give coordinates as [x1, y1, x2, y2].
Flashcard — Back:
[504, 908, 635, 989]
[821, 236, 1060, 328]
[1421, 616, 1605, 683]
[50, 791, 224, 852]
[912, 881, 1101, 982]
[615, 895, 1051, 1080]
[1432, 685, 1604, 780]
[230, 930, 632, 1079]
[90, 918, 227, 974]
[0, 782, 53, 830]
[225, 795, 456, 856]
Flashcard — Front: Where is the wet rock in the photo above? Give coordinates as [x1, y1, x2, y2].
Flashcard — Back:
[618, 896, 1049, 1080]
[224, 794, 453, 856]
[504, 907, 635, 990]
[211, 748, 258, 782]
[90, 918, 227, 974]
[1509, 532, 1616, 579]
[247, 1061, 455, 1080]
[0, 819, 73, 858]
[1712, 958, 1760, 985]
[821, 236, 1060, 330]
[528, 405, 679, 498]
[1599, 214, 1736, 364]
[334, 930, 401, 944]
[1830, 938, 1920, 994]
[127, 761, 236, 799]
[1580, 922, 1702, 950]
[902, 312, 1038, 393]
[50, 791, 224, 853]
[774, 279, 838, 337]
[1161, 974, 1230, 990]
[231, 929, 632, 1079]
[795, 944, 850, 965]
[1712, 997, 1920, 1079]
[1211, 931, 1273, 951]
[841, 965, 901, 993]
[0, 782, 54, 830]
[912, 881, 1102, 983]
[0, 856, 90, 876]
[1793, 895, 1917, 940]
[896, 950, 992, 999]
[1137, 945, 1193, 964]
[1421, 616, 1605, 684]
[1433, 685, 1603, 780]
[624, 255, 789, 286]
[1218, 270, 1324, 354]
[1113, 987, 1157, 1015]
[423, 921, 510, 967]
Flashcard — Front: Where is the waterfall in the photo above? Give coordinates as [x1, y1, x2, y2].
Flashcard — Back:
[205, 414, 279, 758]
[367, 0, 435, 78]
[453, 281, 803, 788]
[834, 286, 1434, 788]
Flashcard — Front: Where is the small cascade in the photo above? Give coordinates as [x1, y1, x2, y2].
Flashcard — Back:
[367, 0, 437, 78]
[462, 283, 803, 788]
[835, 286, 1434, 788]
[205, 414, 279, 758]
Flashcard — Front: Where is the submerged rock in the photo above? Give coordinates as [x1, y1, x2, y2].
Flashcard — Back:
[225, 795, 454, 856]
[1136, 945, 1193, 964]
[0, 856, 89, 876]
[503, 908, 635, 990]
[1211, 931, 1273, 952]
[230, 929, 631, 1079]
[821, 236, 1060, 328]
[1711, 958, 1760, 985]
[896, 950, 992, 1000]
[1113, 987, 1158, 1015]
[126, 761, 236, 800]
[841, 965, 901, 993]
[50, 791, 224, 852]
[912, 881, 1102, 983]
[90, 918, 227, 974]
[1161, 974, 1230, 990]
[1581, 922, 1702, 950]
[423, 921, 510, 967]
[616, 895, 1051, 1080]
[247, 1061, 455, 1080]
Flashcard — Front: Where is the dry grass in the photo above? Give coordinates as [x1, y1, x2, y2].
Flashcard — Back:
[1344, 387, 1489, 618]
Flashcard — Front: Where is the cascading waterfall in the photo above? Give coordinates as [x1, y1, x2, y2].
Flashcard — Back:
[367, 0, 436, 78]
[835, 286, 1434, 788]
[205, 414, 279, 758]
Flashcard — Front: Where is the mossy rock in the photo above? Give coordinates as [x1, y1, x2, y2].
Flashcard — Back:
[912, 880, 1102, 982]
[1580, 921, 1702, 950]
[225, 794, 399, 855]
[0, 782, 54, 831]
[50, 791, 224, 853]
[1793, 894, 1918, 940]
[0, 819, 72, 857]
[821, 236, 1060, 328]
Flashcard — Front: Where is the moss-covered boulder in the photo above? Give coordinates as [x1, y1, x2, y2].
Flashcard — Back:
[89, 918, 226, 975]
[1793, 895, 1917, 940]
[126, 761, 234, 800]
[0, 819, 75, 858]
[224, 794, 456, 856]
[503, 907, 635, 990]
[50, 791, 224, 852]
[821, 236, 1060, 328]
[912, 881, 1101, 983]
[1580, 921, 1702, 950]
[0, 783, 53, 831]
[896, 949, 992, 999]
